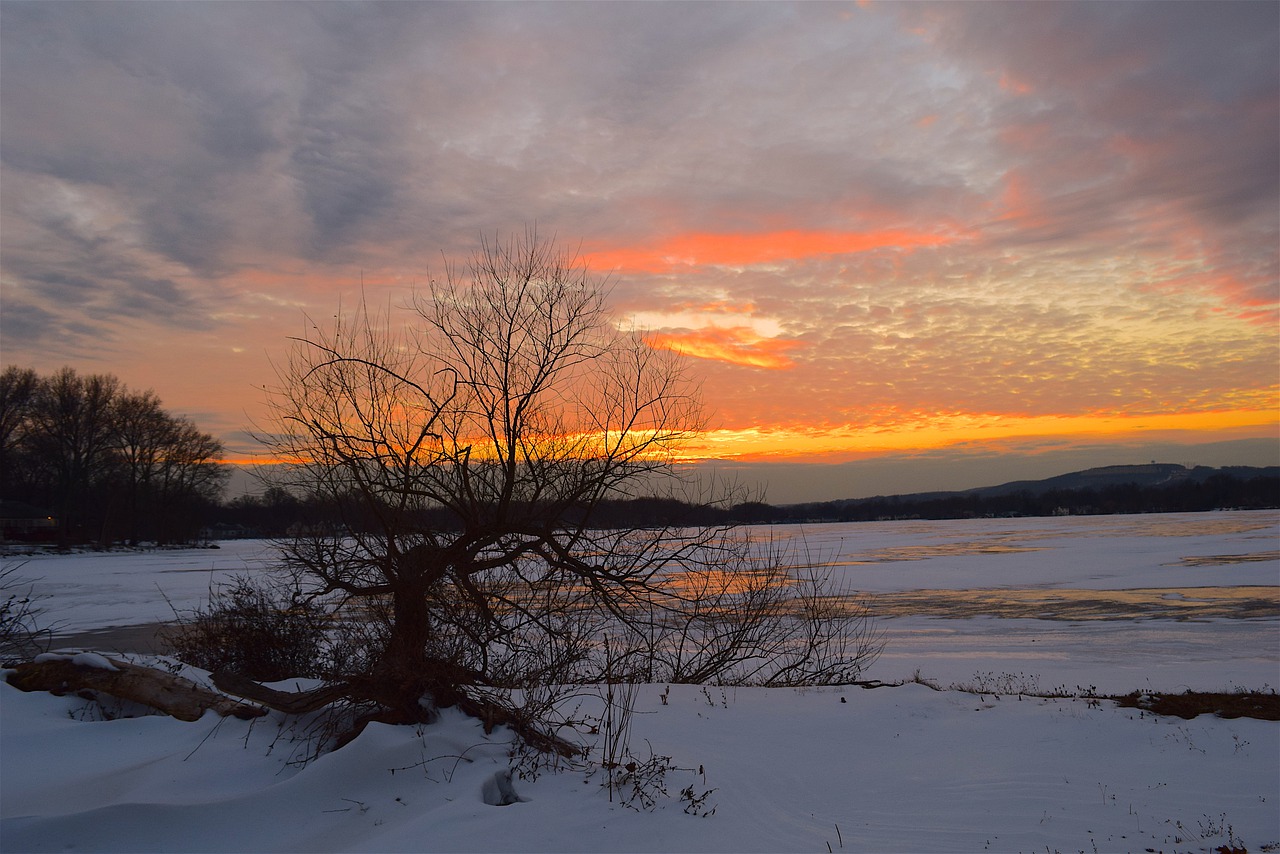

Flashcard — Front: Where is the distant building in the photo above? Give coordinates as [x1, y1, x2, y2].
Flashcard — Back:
[0, 500, 58, 544]
[199, 522, 257, 541]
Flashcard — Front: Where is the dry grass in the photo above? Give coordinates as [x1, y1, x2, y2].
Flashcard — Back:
[1114, 689, 1280, 721]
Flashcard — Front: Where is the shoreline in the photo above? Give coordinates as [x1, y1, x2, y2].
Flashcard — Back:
[48, 623, 170, 656]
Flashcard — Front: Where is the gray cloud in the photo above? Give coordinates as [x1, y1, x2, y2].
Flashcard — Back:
[898, 2, 1279, 249]
[1, 1, 1274, 479]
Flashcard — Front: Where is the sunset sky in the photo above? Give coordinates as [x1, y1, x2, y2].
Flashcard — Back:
[2, 1, 1277, 502]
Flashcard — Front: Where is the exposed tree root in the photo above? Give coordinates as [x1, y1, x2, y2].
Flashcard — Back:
[212, 667, 579, 757]
[210, 668, 348, 714]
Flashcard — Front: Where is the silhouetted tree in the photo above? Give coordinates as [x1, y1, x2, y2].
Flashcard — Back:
[149, 417, 227, 542]
[0, 367, 38, 500]
[23, 368, 120, 546]
[2, 367, 227, 545]
[239, 231, 880, 753]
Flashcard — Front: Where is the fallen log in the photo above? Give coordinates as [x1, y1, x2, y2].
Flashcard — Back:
[5, 654, 266, 721]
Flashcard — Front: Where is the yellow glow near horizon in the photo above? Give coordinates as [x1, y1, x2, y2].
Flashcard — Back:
[679, 408, 1279, 462]
[222, 407, 1276, 469]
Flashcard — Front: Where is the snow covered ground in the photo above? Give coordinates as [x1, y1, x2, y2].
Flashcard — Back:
[2, 510, 1277, 852]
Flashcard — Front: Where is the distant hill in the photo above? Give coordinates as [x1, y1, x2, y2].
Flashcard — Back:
[829, 463, 1278, 503]
[770, 463, 1280, 523]
[966, 463, 1192, 497]
[962, 462, 1280, 499]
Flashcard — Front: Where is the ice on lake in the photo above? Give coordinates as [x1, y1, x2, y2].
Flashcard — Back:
[8, 509, 1277, 694]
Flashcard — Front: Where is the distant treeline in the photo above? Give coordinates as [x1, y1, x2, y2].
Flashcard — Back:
[205, 465, 1279, 538]
[1, 366, 227, 546]
[207, 489, 734, 540]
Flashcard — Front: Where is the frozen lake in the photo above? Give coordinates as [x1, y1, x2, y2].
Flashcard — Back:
[8, 509, 1277, 693]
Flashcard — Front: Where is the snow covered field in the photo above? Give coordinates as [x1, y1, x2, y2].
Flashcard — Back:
[2, 510, 1277, 852]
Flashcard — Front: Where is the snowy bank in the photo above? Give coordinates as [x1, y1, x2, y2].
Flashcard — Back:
[1, 679, 1276, 853]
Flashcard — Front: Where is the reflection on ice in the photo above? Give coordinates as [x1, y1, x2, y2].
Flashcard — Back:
[842, 541, 1046, 564]
[748, 509, 1280, 691]
[1178, 550, 1280, 566]
[866, 585, 1279, 621]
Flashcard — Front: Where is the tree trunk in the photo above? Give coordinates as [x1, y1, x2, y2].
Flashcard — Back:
[368, 582, 437, 721]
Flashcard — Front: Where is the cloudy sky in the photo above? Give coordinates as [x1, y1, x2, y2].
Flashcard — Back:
[2, 1, 1277, 502]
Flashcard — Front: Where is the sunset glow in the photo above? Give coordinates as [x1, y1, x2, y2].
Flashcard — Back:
[2, 2, 1276, 501]
[584, 228, 959, 273]
[647, 326, 802, 370]
[684, 409, 1279, 463]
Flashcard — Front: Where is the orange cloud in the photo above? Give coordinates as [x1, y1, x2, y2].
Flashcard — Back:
[675, 300, 759, 315]
[998, 70, 1034, 95]
[995, 169, 1051, 228]
[585, 228, 956, 273]
[647, 326, 803, 370]
[1136, 232, 1280, 326]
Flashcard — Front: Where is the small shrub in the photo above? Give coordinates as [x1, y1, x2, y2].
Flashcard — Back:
[0, 564, 52, 665]
[600, 742, 672, 811]
[951, 670, 1042, 696]
[164, 574, 329, 682]
[679, 783, 717, 817]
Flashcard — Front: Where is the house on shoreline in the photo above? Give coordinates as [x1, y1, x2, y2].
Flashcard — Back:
[0, 500, 58, 544]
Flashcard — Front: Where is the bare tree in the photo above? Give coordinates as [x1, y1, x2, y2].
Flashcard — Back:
[111, 399, 226, 545]
[23, 368, 120, 546]
[3, 367, 227, 546]
[149, 416, 227, 543]
[239, 231, 880, 754]
[0, 367, 38, 498]
[110, 389, 172, 544]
